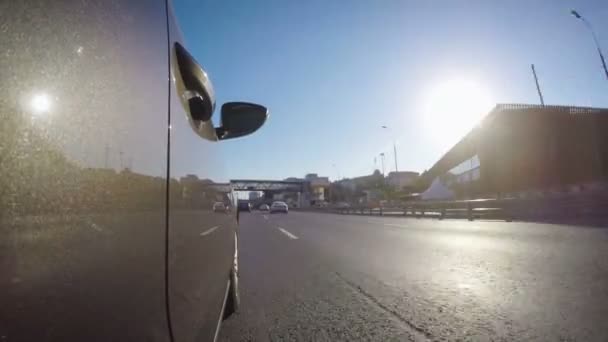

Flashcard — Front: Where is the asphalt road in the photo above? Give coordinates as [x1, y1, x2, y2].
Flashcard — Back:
[218, 211, 608, 342]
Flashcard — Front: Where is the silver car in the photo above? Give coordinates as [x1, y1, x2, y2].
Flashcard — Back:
[270, 201, 289, 214]
[1, 1, 267, 341]
[213, 202, 227, 213]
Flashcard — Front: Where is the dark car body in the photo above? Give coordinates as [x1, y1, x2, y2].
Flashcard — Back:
[237, 201, 252, 212]
[1, 1, 265, 341]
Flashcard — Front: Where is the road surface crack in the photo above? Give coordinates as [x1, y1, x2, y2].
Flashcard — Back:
[334, 271, 431, 342]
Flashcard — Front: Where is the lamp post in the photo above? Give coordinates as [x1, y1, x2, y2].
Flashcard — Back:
[379, 153, 386, 176]
[331, 163, 341, 181]
[571, 9, 608, 80]
[381, 125, 399, 172]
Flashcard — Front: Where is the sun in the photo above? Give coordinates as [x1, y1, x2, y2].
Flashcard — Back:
[422, 78, 494, 149]
[30, 92, 52, 115]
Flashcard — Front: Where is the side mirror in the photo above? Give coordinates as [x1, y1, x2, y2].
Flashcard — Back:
[216, 102, 268, 140]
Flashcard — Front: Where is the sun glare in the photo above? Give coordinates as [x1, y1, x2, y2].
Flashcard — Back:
[30, 92, 52, 115]
[422, 79, 494, 148]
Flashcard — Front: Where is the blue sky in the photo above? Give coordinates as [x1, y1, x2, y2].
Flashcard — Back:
[174, 0, 608, 181]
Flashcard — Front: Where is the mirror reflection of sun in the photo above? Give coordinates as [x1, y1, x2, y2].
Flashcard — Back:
[422, 78, 494, 150]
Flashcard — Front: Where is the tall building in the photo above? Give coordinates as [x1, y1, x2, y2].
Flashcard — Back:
[337, 170, 384, 191]
[248, 191, 261, 201]
[386, 171, 419, 190]
[280, 174, 330, 205]
[308, 175, 330, 202]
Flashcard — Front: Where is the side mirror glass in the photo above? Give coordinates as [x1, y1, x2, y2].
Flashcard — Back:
[216, 102, 268, 140]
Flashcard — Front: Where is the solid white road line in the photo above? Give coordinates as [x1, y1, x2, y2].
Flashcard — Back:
[384, 223, 409, 228]
[277, 227, 298, 240]
[200, 226, 220, 236]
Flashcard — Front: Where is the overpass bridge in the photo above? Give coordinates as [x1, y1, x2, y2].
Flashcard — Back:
[231, 179, 307, 207]
[230, 179, 306, 192]
[204, 179, 329, 208]
[204, 180, 307, 192]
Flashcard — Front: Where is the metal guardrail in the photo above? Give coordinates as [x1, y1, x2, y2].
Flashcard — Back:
[306, 193, 608, 224]
[333, 198, 512, 222]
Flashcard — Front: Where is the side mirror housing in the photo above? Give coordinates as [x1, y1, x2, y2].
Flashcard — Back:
[216, 102, 268, 140]
[173, 43, 268, 142]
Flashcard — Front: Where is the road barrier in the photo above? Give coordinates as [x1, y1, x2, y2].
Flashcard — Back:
[319, 192, 608, 224]
[334, 198, 512, 222]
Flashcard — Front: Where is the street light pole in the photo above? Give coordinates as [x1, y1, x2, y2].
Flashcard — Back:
[332, 163, 341, 181]
[393, 143, 398, 172]
[381, 125, 399, 172]
[379, 153, 385, 176]
[531, 64, 545, 106]
[571, 10, 608, 80]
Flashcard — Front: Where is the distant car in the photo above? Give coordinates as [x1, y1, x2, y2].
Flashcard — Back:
[238, 201, 252, 212]
[212, 202, 226, 213]
[270, 201, 289, 214]
[259, 204, 270, 211]
[335, 202, 351, 209]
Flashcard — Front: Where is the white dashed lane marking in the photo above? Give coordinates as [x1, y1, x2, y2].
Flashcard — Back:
[200, 226, 221, 236]
[277, 227, 298, 240]
[85, 218, 104, 232]
[90, 222, 103, 232]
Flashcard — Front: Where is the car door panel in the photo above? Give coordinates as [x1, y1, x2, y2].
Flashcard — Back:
[0, 1, 170, 341]
[167, 4, 238, 341]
